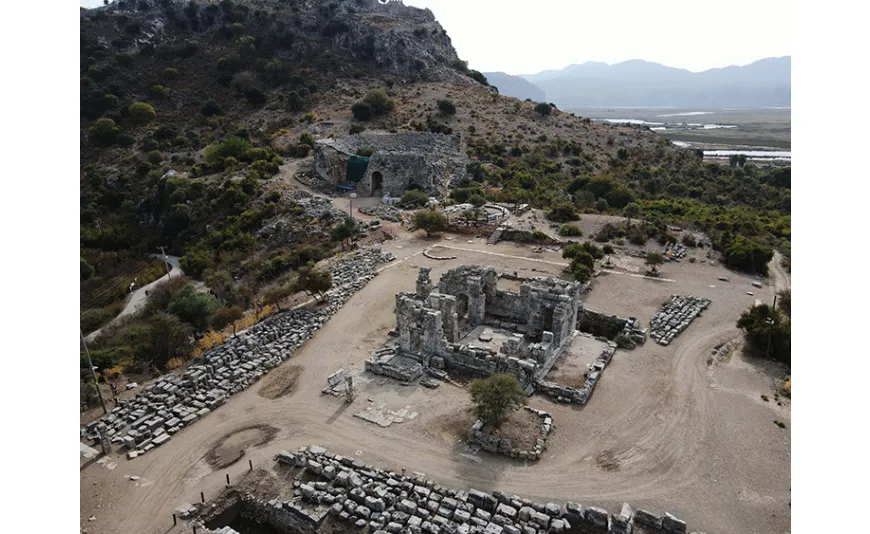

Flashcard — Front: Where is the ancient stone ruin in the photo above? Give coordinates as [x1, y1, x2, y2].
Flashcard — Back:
[649, 296, 711, 346]
[313, 132, 468, 196]
[195, 445, 696, 534]
[366, 266, 582, 390]
[81, 249, 394, 458]
[365, 266, 621, 407]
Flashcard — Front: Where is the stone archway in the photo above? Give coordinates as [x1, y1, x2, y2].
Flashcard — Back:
[371, 171, 384, 195]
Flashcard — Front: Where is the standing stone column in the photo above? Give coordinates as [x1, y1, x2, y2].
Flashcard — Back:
[416, 268, 433, 299]
[467, 276, 486, 326]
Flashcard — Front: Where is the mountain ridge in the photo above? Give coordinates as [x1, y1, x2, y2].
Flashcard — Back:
[505, 57, 790, 107]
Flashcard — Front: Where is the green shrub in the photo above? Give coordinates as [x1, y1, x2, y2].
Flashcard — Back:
[128, 101, 156, 125]
[161, 67, 179, 80]
[300, 132, 315, 146]
[546, 203, 579, 223]
[401, 189, 430, 208]
[349, 123, 366, 134]
[88, 117, 122, 145]
[352, 101, 373, 121]
[559, 224, 583, 237]
[412, 210, 448, 237]
[201, 99, 223, 117]
[147, 150, 164, 165]
[534, 102, 552, 116]
[355, 147, 375, 157]
[204, 137, 253, 165]
[149, 85, 169, 99]
[437, 99, 456, 115]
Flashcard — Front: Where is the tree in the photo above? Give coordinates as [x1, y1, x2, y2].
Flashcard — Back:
[352, 101, 373, 121]
[262, 284, 294, 311]
[412, 210, 448, 237]
[437, 99, 456, 116]
[534, 102, 552, 116]
[558, 224, 583, 237]
[293, 267, 333, 302]
[737, 304, 791, 365]
[645, 252, 664, 274]
[729, 154, 739, 168]
[623, 202, 641, 227]
[331, 217, 359, 249]
[168, 284, 221, 332]
[210, 306, 244, 337]
[128, 101, 156, 125]
[546, 203, 579, 223]
[146, 312, 194, 370]
[595, 197, 609, 212]
[470, 374, 526, 429]
[737, 154, 748, 168]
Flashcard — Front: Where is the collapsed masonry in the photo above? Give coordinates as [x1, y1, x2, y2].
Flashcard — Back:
[197, 444, 697, 534]
[366, 266, 614, 405]
[81, 249, 394, 458]
[649, 296, 711, 346]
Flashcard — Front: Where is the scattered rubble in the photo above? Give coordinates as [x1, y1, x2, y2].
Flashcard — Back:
[663, 242, 687, 260]
[359, 204, 405, 222]
[81, 249, 393, 458]
[649, 296, 711, 346]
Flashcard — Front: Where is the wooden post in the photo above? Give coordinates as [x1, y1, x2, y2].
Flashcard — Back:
[249, 459, 253, 471]
[200, 491, 205, 503]
[172, 513, 177, 526]
[226, 473, 230, 486]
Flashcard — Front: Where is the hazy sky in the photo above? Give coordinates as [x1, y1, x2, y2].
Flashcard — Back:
[80, 0, 791, 74]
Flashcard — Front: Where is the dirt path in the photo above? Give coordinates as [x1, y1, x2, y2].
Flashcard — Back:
[86, 255, 182, 342]
[770, 251, 791, 293]
[81, 237, 790, 534]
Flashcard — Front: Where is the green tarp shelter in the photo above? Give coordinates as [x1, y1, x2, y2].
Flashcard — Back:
[346, 155, 370, 184]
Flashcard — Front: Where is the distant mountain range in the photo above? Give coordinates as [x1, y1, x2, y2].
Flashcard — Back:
[485, 57, 790, 108]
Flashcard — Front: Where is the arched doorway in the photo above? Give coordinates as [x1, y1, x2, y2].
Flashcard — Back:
[371, 171, 384, 195]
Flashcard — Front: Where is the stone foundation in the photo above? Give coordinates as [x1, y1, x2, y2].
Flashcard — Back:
[467, 407, 553, 461]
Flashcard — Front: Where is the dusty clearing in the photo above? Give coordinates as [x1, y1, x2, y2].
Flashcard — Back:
[258, 365, 303, 400]
[81, 225, 790, 534]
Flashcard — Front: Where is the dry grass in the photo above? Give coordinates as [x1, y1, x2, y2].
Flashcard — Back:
[487, 408, 541, 451]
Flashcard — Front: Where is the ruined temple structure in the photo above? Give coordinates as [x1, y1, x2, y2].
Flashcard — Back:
[313, 132, 469, 196]
[366, 266, 584, 394]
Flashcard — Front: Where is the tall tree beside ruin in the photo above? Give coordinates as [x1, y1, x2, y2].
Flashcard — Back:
[412, 210, 448, 237]
[210, 306, 245, 337]
[293, 267, 333, 302]
[262, 284, 295, 312]
[645, 252, 664, 274]
[470, 374, 527, 430]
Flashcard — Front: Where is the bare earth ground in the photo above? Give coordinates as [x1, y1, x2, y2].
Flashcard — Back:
[547, 336, 610, 389]
[80, 216, 790, 534]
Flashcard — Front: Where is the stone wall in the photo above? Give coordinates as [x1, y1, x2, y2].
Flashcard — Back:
[82, 249, 394, 458]
[468, 407, 552, 461]
[261, 445, 698, 534]
[535, 341, 617, 405]
[313, 132, 468, 196]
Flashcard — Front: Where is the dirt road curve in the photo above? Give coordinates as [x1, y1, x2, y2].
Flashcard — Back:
[81, 237, 790, 534]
